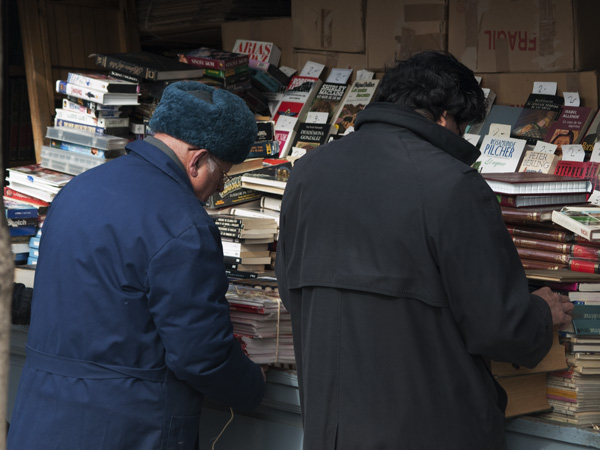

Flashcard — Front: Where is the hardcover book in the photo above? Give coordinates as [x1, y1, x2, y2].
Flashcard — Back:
[554, 161, 600, 192]
[272, 76, 323, 124]
[497, 192, 589, 208]
[331, 79, 380, 135]
[66, 72, 138, 94]
[178, 47, 249, 70]
[544, 106, 595, 149]
[483, 172, 592, 195]
[56, 80, 139, 106]
[475, 135, 527, 173]
[552, 207, 600, 241]
[93, 51, 205, 81]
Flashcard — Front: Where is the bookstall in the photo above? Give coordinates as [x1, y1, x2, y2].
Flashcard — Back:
[7, 0, 600, 449]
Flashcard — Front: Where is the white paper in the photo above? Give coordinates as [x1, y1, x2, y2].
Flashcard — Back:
[533, 140, 557, 154]
[300, 61, 325, 78]
[563, 92, 581, 107]
[532, 81, 558, 95]
[356, 69, 375, 81]
[488, 123, 511, 138]
[591, 143, 600, 162]
[463, 133, 481, 146]
[326, 69, 352, 85]
[305, 112, 329, 124]
[561, 144, 586, 162]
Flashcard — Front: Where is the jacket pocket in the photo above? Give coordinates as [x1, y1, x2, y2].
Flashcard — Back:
[166, 414, 201, 450]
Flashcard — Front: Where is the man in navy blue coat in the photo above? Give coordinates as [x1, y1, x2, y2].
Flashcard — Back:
[8, 82, 266, 450]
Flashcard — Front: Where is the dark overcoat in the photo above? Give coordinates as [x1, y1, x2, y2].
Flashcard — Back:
[276, 103, 553, 450]
[7, 139, 265, 450]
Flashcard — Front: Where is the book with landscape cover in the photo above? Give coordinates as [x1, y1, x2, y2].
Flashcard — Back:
[552, 207, 600, 241]
[544, 106, 595, 149]
[511, 93, 563, 145]
[272, 76, 323, 124]
[331, 79, 380, 136]
[178, 47, 249, 70]
[93, 51, 205, 81]
[240, 162, 293, 196]
[66, 72, 139, 94]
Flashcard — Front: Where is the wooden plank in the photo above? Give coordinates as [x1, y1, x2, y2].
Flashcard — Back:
[18, 0, 55, 163]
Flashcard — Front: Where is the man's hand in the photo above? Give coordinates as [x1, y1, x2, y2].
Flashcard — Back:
[532, 286, 574, 330]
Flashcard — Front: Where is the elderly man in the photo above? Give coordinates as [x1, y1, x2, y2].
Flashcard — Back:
[8, 81, 266, 450]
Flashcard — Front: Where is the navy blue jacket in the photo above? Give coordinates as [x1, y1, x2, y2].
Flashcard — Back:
[276, 103, 553, 450]
[8, 139, 265, 450]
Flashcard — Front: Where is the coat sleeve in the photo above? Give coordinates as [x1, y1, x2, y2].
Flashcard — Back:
[146, 222, 265, 411]
[427, 168, 553, 368]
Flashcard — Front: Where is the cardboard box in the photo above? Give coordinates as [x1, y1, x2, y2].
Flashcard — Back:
[449, 0, 600, 73]
[294, 50, 368, 84]
[366, 0, 448, 72]
[479, 71, 600, 109]
[221, 18, 294, 68]
[291, 0, 365, 53]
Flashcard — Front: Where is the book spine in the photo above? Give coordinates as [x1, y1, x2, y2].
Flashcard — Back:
[512, 236, 571, 254]
[571, 245, 600, 261]
[223, 255, 243, 265]
[49, 140, 109, 159]
[506, 224, 574, 243]
[569, 259, 600, 274]
[204, 66, 249, 78]
[95, 54, 158, 81]
[4, 187, 50, 207]
[214, 218, 248, 228]
[225, 269, 259, 280]
[97, 117, 129, 128]
[7, 217, 38, 228]
[180, 54, 248, 70]
[516, 247, 570, 264]
[56, 80, 105, 104]
[520, 258, 567, 271]
[67, 73, 109, 92]
[55, 108, 99, 126]
[54, 118, 104, 135]
[551, 210, 598, 241]
[4, 207, 38, 219]
[66, 96, 120, 111]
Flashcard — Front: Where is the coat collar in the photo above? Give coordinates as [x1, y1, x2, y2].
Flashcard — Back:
[354, 102, 481, 166]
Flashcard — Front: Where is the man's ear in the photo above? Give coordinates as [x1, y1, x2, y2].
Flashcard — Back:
[188, 149, 209, 177]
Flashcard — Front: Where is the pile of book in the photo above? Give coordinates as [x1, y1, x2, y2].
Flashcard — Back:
[225, 280, 294, 365]
[4, 196, 45, 265]
[538, 301, 600, 426]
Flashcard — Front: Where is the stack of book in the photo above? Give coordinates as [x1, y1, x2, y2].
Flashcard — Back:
[211, 214, 278, 277]
[178, 47, 250, 94]
[5, 164, 73, 205]
[5, 197, 41, 265]
[225, 281, 294, 365]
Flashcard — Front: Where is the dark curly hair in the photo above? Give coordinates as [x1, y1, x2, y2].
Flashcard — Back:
[375, 51, 487, 126]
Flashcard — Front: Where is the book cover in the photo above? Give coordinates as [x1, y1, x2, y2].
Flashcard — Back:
[483, 172, 592, 195]
[93, 51, 205, 81]
[306, 83, 349, 124]
[247, 140, 280, 159]
[4, 186, 50, 208]
[274, 116, 299, 158]
[232, 39, 281, 66]
[511, 93, 563, 145]
[4, 198, 39, 219]
[273, 76, 323, 124]
[290, 123, 333, 154]
[6, 164, 73, 189]
[178, 47, 248, 70]
[518, 150, 560, 174]
[240, 162, 293, 196]
[581, 109, 600, 153]
[474, 104, 523, 137]
[56, 80, 139, 106]
[250, 68, 285, 93]
[331, 79, 380, 135]
[552, 207, 600, 241]
[475, 136, 527, 173]
[544, 106, 595, 149]
[67, 72, 138, 94]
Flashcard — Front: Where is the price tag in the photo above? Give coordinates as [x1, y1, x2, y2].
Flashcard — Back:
[562, 144, 585, 161]
[300, 61, 325, 78]
[563, 92, 581, 107]
[356, 69, 375, 81]
[590, 142, 600, 162]
[276, 115, 298, 131]
[488, 123, 511, 138]
[475, 76, 482, 85]
[290, 146, 307, 157]
[326, 68, 352, 85]
[463, 133, 481, 146]
[305, 112, 329, 124]
[588, 190, 600, 206]
[532, 81, 558, 95]
[533, 140, 557, 154]
[279, 66, 297, 78]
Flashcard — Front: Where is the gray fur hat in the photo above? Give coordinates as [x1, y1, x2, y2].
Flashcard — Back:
[149, 81, 257, 164]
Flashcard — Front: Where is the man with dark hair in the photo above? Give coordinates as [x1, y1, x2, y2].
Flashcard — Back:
[8, 81, 266, 450]
[276, 51, 573, 449]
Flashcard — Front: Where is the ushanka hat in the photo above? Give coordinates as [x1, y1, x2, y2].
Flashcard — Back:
[148, 81, 257, 164]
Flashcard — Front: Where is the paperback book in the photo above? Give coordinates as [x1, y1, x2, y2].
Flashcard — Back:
[552, 207, 600, 241]
[331, 79, 380, 135]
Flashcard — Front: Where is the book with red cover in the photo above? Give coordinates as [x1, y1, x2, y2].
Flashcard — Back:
[178, 47, 248, 70]
[483, 172, 592, 195]
[497, 192, 589, 208]
[554, 160, 600, 191]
